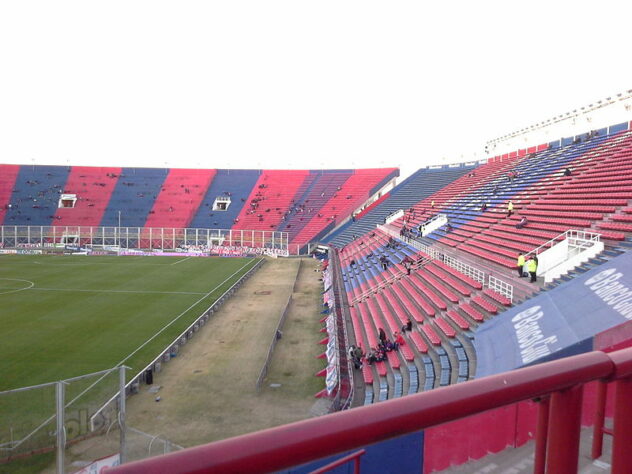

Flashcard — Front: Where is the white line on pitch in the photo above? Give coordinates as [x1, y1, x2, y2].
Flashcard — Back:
[171, 256, 192, 265]
[65, 257, 261, 408]
[28, 287, 206, 296]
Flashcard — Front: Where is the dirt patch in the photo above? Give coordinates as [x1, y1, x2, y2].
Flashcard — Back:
[119, 257, 326, 448]
[34, 257, 327, 472]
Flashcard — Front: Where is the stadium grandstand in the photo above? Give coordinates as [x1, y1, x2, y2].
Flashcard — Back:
[4, 3, 632, 473]
[1, 91, 632, 473]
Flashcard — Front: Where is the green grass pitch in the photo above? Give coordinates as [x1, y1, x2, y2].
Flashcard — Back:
[0, 254, 260, 391]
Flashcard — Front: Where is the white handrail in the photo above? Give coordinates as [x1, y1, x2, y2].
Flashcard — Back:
[375, 224, 513, 302]
[525, 229, 601, 258]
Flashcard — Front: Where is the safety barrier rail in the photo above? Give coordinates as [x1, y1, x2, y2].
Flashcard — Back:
[488, 274, 514, 303]
[378, 224, 512, 301]
[91, 258, 264, 428]
[107, 347, 632, 473]
[525, 229, 601, 259]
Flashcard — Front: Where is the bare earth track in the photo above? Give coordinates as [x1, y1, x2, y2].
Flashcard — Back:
[32, 256, 325, 473]
[123, 256, 325, 447]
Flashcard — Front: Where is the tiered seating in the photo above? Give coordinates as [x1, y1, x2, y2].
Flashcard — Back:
[100, 168, 167, 227]
[1, 165, 401, 246]
[279, 171, 351, 240]
[324, 165, 473, 248]
[54, 166, 121, 226]
[399, 131, 632, 269]
[290, 169, 398, 245]
[446, 310, 470, 330]
[189, 169, 259, 229]
[232, 170, 310, 232]
[144, 169, 216, 229]
[3, 165, 71, 225]
[0, 165, 20, 225]
[338, 226, 503, 399]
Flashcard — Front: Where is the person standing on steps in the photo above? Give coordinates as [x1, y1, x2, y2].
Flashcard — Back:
[527, 256, 538, 283]
[378, 328, 387, 344]
[507, 200, 514, 217]
[517, 253, 526, 277]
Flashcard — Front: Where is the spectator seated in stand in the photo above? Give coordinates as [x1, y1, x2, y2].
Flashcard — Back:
[516, 216, 528, 229]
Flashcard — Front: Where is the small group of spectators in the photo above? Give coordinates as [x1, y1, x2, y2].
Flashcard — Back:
[349, 329, 407, 369]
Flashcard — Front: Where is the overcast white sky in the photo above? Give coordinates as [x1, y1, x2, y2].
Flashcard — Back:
[1, 1, 631, 179]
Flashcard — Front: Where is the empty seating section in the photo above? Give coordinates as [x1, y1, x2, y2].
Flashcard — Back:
[389, 131, 632, 270]
[54, 166, 121, 226]
[100, 168, 167, 227]
[3, 165, 71, 225]
[144, 169, 216, 229]
[290, 169, 397, 245]
[324, 165, 474, 248]
[0, 165, 20, 224]
[189, 169, 259, 230]
[233, 170, 311, 232]
[279, 171, 351, 240]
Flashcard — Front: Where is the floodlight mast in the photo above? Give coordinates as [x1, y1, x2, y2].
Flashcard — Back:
[118, 211, 121, 256]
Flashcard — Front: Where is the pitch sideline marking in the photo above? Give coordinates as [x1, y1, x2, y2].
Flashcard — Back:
[170, 256, 192, 265]
[28, 287, 207, 296]
[33, 260, 172, 266]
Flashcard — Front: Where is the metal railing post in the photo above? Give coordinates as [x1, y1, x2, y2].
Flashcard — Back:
[56, 381, 65, 474]
[591, 380, 608, 460]
[545, 385, 583, 473]
[119, 366, 127, 464]
[533, 397, 549, 474]
[611, 377, 632, 473]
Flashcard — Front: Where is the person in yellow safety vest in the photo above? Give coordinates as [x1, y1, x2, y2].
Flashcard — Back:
[507, 200, 514, 217]
[527, 256, 538, 283]
[517, 253, 525, 277]
[431, 200, 435, 208]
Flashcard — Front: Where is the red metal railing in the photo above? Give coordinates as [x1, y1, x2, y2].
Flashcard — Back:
[309, 449, 365, 474]
[106, 347, 632, 474]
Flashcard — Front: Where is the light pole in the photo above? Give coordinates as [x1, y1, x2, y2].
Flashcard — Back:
[118, 211, 121, 254]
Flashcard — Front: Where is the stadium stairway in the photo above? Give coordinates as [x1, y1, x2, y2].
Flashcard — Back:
[100, 167, 168, 227]
[323, 165, 475, 248]
[54, 166, 121, 226]
[188, 169, 259, 230]
[144, 168, 216, 229]
[3, 165, 71, 226]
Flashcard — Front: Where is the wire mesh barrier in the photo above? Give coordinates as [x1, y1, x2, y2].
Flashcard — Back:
[0, 225, 290, 256]
[89, 259, 264, 430]
[123, 427, 183, 463]
[0, 381, 57, 462]
[0, 367, 123, 474]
